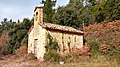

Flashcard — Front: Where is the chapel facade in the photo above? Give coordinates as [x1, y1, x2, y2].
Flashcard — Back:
[28, 6, 84, 60]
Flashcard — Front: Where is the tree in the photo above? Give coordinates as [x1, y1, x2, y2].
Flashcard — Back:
[87, 0, 120, 23]
[43, 0, 56, 23]
[8, 18, 33, 53]
[0, 18, 16, 36]
[52, 0, 95, 30]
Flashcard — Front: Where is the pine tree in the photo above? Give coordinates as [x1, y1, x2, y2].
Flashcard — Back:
[43, 0, 56, 23]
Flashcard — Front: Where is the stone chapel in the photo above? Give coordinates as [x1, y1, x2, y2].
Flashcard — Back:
[28, 6, 84, 60]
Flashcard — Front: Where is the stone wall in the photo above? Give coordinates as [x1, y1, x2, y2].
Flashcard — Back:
[48, 30, 83, 54]
[28, 6, 83, 60]
[28, 28, 34, 54]
[28, 26, 83, 60]
[36, 25, 46, 60]
[28, 24, 47, 61]
[28, 7, 46, 60]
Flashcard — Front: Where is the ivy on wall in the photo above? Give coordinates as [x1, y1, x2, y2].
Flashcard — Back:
[44, 33, 60, 62]
[45, 33, 59, 52]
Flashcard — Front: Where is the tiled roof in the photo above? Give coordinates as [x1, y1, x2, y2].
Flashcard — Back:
[39, 23, 83, 34]
[28, 23, 83, 35]
[34, 6, 43, 12]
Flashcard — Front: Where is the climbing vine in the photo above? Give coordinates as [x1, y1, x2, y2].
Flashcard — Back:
[44, 33, 60, 62]
[45, 33, 59, 51]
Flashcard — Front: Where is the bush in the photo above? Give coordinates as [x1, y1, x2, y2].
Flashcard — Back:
[44, 33, 60, 62]
[105, 49, 120, 63]
[15, 45, 28, 56]
[45, 33, 59, 52]
[44, 50, 60, 62]
[89, 40, 100, 58]
[1, 44, 12, 55]
[64, 53, 79, 63]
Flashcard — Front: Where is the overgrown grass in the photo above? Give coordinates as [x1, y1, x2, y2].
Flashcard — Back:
[88, 40, 100, 58]
[84, 21, 120, 63]
[44, 59, 119, 67]
[25, 55, 120, 67]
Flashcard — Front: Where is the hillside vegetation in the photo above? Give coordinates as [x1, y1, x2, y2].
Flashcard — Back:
[84, 20, 120, 62]
[0, 18, 33, 55]
[0, 31, 8, 55]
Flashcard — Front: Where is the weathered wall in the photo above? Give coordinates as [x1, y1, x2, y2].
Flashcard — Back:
[47, 30, 63, 53]
[34, 8, 43, 25]
[28, 7, 46, 60]
[48, 30, 83, 54]
[28, 7, 83, 60]
[28, 24, 47, 61]
[28, 26, 83, 60]
[36, 25, 47, 60]
[28, 28, 34, 54]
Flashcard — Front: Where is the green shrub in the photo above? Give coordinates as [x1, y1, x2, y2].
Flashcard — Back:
[105, 49, 120, 63]
[64, 52, 80, 63]
[89, 40, 100, 58]
[1, 44, 12, 55]
[45, 33, 59, 52]
[44, 33, 60, 62]
[44, 50, 60, 62]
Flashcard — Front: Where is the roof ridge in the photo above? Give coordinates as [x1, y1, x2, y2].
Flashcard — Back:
[39, 22, 83, 34]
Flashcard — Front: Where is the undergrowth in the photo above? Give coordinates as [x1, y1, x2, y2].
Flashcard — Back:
[44, 33, 60, 62]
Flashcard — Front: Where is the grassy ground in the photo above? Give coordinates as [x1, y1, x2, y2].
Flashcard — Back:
[45, 62, 118, 67]
[45, 60, 119, 67]
[20, 61, 119, 67]
[0, 54, 119, 67]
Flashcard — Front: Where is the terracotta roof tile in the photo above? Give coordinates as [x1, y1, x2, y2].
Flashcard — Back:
[28, 23, 83, 35]
[39, 23, 83, 34]
[34, 6, 43, 12]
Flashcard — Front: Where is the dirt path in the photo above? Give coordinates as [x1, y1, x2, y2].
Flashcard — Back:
[0, 55, 44, 67]
[0, 59, 37, 67]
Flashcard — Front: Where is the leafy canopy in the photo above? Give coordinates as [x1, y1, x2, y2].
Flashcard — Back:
[53, 0, 95, 30]
[43, 0, 56, 23]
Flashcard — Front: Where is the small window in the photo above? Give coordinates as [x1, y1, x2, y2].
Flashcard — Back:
[35, 12, 38, 21]
[36, 12, 38, 16]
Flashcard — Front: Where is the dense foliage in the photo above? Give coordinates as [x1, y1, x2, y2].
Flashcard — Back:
[0, 18, 33, 54]
[87, 0, 120, 22]
[53, 0, 95, 30]
[0, 18, 16, 36]
[43, 0, 56, 23]
[89, 40, 100, 58]
[52, 0, 120, 29]
[84, 20, 120, 62]
[44, 33, 60, 62]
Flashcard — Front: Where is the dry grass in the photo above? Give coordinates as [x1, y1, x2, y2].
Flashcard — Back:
[45, 60, 119, 67]
[84, 20, 120, 50]
[45, 62, 118, 67]
[0, 54, 119, 67]
[44, 55, 119, 67]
